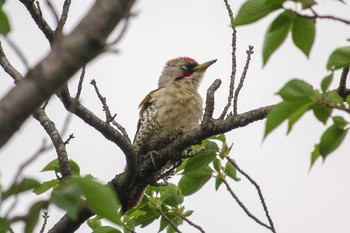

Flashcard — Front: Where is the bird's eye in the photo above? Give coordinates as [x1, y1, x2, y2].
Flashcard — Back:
[181, 65, 188, 71]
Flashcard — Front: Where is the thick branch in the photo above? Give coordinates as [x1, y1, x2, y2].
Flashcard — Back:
[0, 0, 136, 147]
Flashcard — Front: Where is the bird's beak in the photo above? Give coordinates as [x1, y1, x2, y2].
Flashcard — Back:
[193, 59, 217, 72]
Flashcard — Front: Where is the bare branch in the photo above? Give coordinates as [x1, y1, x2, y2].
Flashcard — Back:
[337, 67, 349, 99]
[203, 79, 221, 123]
[33, 108, 72, 178]
[227, 157, 276, 233]
[39, 211, 50, 233]
[3, 37, 29, 69]
[180, 215, 205, 233]
[90, 79, 131, 141]
[75, 65, 86, 99]
[5, 141, 50, 218]
[222, 178, 272, 231]
[284, 7, 350, 25]
[58, 87, 137, 183]
[55, 0, 72, 36]
[220, 0, 237, 119]
[64, 134, 75, 145]
[45, 0, 59, 23]
[0, 40, 24, 82]
[19, 0, 54, 42]
[107, 12, 133, 46]
[233, 46, 254, 115]
[0, 0, 136, 147]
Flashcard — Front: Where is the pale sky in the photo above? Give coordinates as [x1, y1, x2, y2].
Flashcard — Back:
[1, 0, 350, 233]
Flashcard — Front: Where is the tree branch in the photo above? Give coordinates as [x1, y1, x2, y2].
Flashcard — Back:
[337, 67, 349, 99]
[227, 157, 276, 233]
[19, 0, 54, 42]
[222, 178, 272, 231]
[220, 0, 237, 119]
[33, 108, 72, 178]
[233, 45, 254, 115]
[0, 0, 136, 147]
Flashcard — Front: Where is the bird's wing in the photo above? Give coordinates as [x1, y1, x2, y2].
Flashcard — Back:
[133, 88, 160, 146]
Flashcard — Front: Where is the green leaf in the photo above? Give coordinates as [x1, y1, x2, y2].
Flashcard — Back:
[25, 201, 49, 233]
[87, 216, 102, 229]
[319, 124, 348, 158]
[183, 141, 218, 175]
[321, 74, 333, 92]
[0, 217, 10, 233]
[224, 162, 240, 181]
[312, 104, 332, 124]
[263, 10, 294, 65]
[233, 0, 282, 26]
[42, 159, 80, 176]
[72, 177, 122, 225]
[132, 205, 159, 227]
[159, 216, 168, 232]
[310, 144, 320, 169]
[2, 178, 40, 200]
[278, 79, 316, 101]
[292, 16, 315, 57]
[212, 158, 222, 172]
[208, 134, 226, 143]
[215, 176, 223, 191]
[33, 179, 60, 195]
[265, 100, 313, 137]
[287, 100, 314, 133]
[50, 184, 81, 220]
[183, 210, 193, 217]
[332, 116, 348, 129]
[327, 46, 350, 70]
[0, 9, 10, 35]
[178, 166, 212, 196]
[325, 90, 344, 105]
[92, 226, 122, 233]
[160, 183, 183, 207]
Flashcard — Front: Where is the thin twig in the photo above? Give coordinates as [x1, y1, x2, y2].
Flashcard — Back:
[233, 46, 254, 115]
[39, 211, 50, 233]
[337, 67, 349, 99]
[5, 141, 50, 218]
[107, 12, 133, 46]
[90, 79, 131, 141]
[180, 215, 205, 233]
[155, 206, 182, 233]
[4, 37, 29, 69]
[19, 0, 54, 42]
[227, 157, 276, 233]
[64, 134, 75, 145]
[221, 178, 272, 231]
[284, 7, 350, 25]
[0, 40, 24, 82]
[75, 65, 86, 99]
[45, 0, 59, 23]
[220, 0, 237, 119]
[203, 79, 221, 123]
[55, 0, 71, 36]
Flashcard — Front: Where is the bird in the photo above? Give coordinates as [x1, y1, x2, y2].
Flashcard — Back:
[133, 57, 217, 157]
[120, 57, 216, 213]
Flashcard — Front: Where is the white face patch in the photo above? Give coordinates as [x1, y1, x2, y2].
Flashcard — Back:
[181, 65, 188, 71]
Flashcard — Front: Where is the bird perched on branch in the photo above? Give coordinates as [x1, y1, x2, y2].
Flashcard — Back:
[133, 57, 217, 156]
[120, 57, 216, 213]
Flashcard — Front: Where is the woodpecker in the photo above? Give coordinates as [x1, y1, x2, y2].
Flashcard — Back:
[133, 57, 217, 156]
[120, 57, 216, 213]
